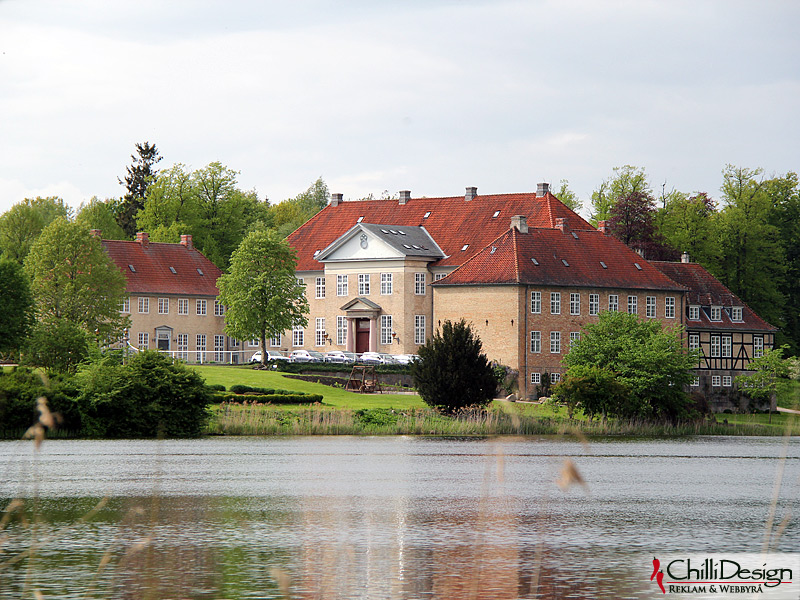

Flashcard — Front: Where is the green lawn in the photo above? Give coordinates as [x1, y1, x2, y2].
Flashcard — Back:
[193, 364, 426, 410]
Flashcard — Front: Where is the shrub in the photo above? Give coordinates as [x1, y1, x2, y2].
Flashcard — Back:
[411, 319, 497, 414]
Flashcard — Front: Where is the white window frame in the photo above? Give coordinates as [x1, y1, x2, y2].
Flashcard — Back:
[550, 331, 561, 354]
[710, 305, 722, 321]
[380, 315, 393, 345]
[315, 317, 326, 347]
[196, 334, 206, 362]
[177, 333, 188, 361]
[358, 273, 370, 296]
[414, 273, 426, 295]
[722, 375, 732, 387]
[158, 297, 169, 315]
[530, 372, 541, 385]
[214, 300, 225, 317]
[731, 306, 743, 321]
[380, 273, 393, 295]
[570, 331, 580, 347]
[627, 295, 638, 315]
[665, 297, 676, 319]
[570, 293, 580, 316]
[178, 298, 188, 315]
[120, 297, 130, 313]
[292, 325, 304, 347]
[689, 333, 700, 352]
[589, 293, 599, 316]
[646, 296, 656, 318]
[316, 276, 326, 299]
[710, 335, 720, 358]
[270, 336, 281, 347]
[530, 331, 541, 353]
[337, 316, 347, 346]
[196, 299, 207, 316]
[691, 376, 700, 387]
[753, 336, 764, 359]
[712, 375, 721, 387]
[550, 292, 561, 315]
[137, 332, 149, 349]
[336, 274, 348, 297]
[414, 315, 426, 345]
[214, 335, 225, 362]
[531, 291, 541, 314]
[608, 295, 619, 312]
[688, 305, 700, 320]
[721, 336, 732, 358]
[550, 373, 561, 384]
[138, 297, 149, 314]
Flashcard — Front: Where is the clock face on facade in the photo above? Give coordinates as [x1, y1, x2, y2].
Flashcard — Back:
[360, 234, 369, 249]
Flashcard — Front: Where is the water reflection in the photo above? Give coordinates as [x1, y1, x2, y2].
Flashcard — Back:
[1, 436, 797, 599]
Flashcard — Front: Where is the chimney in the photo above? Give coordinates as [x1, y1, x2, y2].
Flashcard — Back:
[536, 182, 550, 197]
[399, 190, 411, 205]
[330, 193, 343, 207]
[597, 220, 609, 234]
[555, 217, 568, 232]
[681, 251, 690, 263]
[465, 186, 478, 201]
[89, 229, 101, 238]
[180, 234, 193, 250]
[135, 231, 149, 247]
[510, 215, 528, 234]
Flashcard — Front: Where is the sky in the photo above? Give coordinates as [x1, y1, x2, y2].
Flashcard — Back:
[1, 0, 798, 218]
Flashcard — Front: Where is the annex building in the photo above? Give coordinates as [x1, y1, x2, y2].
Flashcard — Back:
[285, 185, 776, 408]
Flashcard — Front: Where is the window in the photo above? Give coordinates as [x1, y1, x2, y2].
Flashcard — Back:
[415, 273, 426, 295]
[646, 296, 656, 318]
[570, 293, 580, 315]
[381, 273, 393, 295]
[691, 376, 700, 387]
[196, 299, 207, 316]
[380, 315, 393, 345]
[550, 331, 561, 354]
[120, 297, 130, 313]
[316, 277, 326, 299]
[531, 373, 541, 385]
[270, 336, 281, 347]
[337, 274, 348, 296]
[712, 375, 721, 387]
[137, 332, 149, 349]
[570, 331, 580, 347]
[550, 373, 561, 384]
[337, 316, 347, 346]
[434, 272, 447, 281]
[665, 297, 676, 318]
[710, 335, 721, 358]
[178, 298, 188, 315]
[249, 339, 259, 347]
[214, 335, 225, 362]
[722, 375, 732, 387]
[177, 334, 188, 361]
[689, 334, 700, 352]
[721, 336, 732, 358]
[731, 306, 743, 321]
[214, 300, 225, 317]
[530, 331, 541, 353]
[358, 274, 370, 295]
[138, 297, 149, 314]
[550, 292, 561, 315]
[627, 295, 638, 315]
[315, 318, 326, 346]
[753, 336, 764, 359]
[589, 294, 599, 316]
[688, 305, 700, 320]
[608, 295, 618, 312]
[158, 298, 169, 314]
[710, 306, 721, 321]
[531, 291, 541, 314]
[292, 325, 304, 347]
[196, 334, 206, 362]
[414, 315, 426, 345]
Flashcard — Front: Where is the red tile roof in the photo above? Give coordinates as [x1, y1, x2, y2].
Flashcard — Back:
[437, 227, 684, 291]
[651, 261, 777, 331]
[287, 191, 592, 271]
[102, 239, 222, 296]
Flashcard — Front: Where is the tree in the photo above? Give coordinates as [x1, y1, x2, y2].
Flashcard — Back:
[216, 229, 308, 365]
[0, 196, 72, 263]
[735, 345, 788, 411]
[117, 141, 162, 237]
[75, 197, 127, 240]
[411, 319, 498, 413]
[607, 190, 677, 260]
[657, 192, 718, 266]
[22, 318, 91, 374]
[270, 177, 329, 238]
[0, 259, 34, 359]
[563, 311, 697, 420]
[553, 179, 581, 213]
[590, 165, 650, 224]
[553, 364, 631, 420]
[25, 218, 129, 342]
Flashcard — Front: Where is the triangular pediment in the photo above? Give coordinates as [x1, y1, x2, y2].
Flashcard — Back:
[316, 223, 445, 263]
[340, 297, 382, 312]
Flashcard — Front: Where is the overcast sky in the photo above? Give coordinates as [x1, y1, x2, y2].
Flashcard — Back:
[1, 0, 798, 217]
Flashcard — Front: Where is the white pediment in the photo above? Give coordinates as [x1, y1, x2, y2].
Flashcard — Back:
[319, 228, 405, 262]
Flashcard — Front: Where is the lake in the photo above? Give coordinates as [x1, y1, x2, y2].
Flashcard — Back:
[1, 435, 798, 599]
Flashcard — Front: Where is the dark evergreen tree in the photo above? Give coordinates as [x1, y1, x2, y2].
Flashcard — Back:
[411, 319, 498, 414]
[0, 259, 34, 360]
[116, 141, 162, 237]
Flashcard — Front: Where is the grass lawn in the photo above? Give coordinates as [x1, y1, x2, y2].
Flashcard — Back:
[193, 364, 426, 410]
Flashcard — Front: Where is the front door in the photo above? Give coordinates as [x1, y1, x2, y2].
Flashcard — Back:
[355, 319, 370, 353]
[156, 330, 171, 351]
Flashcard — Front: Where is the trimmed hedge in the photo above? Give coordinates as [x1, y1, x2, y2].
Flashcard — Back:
[218, 393, 324, 405]
[229, 384, 307, 395]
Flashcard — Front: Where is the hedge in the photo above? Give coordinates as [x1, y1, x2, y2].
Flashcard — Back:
[217, 393, 324, 405]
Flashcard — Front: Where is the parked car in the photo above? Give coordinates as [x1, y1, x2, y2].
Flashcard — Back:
[395, 354, 420, 365]
[249, 350, 290, 363]
[359, 351, 383, 365]
[289, 349, 324, 363]
[379, 353, 400, 365]
[324, 350, 357, 364]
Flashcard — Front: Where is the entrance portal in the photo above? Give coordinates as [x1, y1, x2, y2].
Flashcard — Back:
[355, 319, 370, 353]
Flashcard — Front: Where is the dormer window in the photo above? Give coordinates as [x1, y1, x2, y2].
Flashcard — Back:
[357, 216, 364, 223]
[710, 306, 722, 321]
[688, 305, 700, 320]
[461, 244, 469, 251]
[492, 210, 500, 218]
[731, 306, 743, 321]
[423, 212, 431, 219]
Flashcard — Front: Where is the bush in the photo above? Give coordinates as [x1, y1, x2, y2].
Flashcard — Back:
[412, 319, 497, 414]
[220, 393, 323, 404]
[22, 318, 91, 374]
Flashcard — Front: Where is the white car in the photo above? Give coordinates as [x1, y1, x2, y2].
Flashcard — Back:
[249, 350, 289, 363]
[290, 349, 324, 363]
[324, 351, 357, 364]
[395, 354, 420, 365]
[359, 352, 383, 365]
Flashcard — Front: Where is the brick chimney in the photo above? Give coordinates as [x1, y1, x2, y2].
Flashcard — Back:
[465, 186, 478, 201]
[536, 182, 550, 197]
[681, 251, 690, 263]
[555, 217, 568, 232]
[89, 229, 101, 238]
[330, 193, 343, 207]
[399, 190, 411, 205]
[180, 234, 193, 250]
[510, 215, 528, 234]
[597, 220, 609, 234]
[135, 231, 149, 248]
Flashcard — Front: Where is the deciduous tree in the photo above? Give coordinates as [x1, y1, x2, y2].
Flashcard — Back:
[553, 179, 581, 213]
[657, 192, 718, 266]
[590, 165, 650, 224]
[75, 197, 127, 240]
[0, 259, 34, 358]
[0, 197, 71, 263]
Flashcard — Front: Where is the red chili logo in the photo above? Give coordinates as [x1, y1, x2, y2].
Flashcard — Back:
[651, 557, 666, 594]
